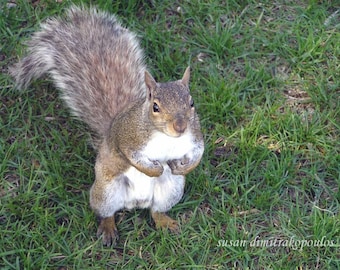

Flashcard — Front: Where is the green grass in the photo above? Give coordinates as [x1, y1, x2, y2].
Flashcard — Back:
[1, 0, 339, 269]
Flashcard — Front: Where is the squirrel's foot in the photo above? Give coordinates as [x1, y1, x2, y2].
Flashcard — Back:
[151, 211, 180, 233]
[97, 215, 119, 246]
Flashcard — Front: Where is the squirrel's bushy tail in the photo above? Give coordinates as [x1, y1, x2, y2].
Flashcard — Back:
[10, 5, 146, 137]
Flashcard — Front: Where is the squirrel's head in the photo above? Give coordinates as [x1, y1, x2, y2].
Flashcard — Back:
[144, 67, 196, 137]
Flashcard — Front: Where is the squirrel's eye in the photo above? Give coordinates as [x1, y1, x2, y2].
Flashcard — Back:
[190, 99, 194, 108]
[153, 102, 160, 113]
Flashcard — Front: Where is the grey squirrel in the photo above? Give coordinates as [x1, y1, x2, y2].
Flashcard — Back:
[10, 5, 204, 246]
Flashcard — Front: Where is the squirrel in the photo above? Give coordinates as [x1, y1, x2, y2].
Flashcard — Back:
[10, 5, 204, 246]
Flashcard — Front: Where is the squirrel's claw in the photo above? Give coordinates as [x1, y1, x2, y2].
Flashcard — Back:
[167, 156, 190, 175]
[151, 212, 180, 234]
[97, 216, 119, 246]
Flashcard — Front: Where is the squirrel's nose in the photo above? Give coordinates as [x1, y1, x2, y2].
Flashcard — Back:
[173, 118, 187, 134]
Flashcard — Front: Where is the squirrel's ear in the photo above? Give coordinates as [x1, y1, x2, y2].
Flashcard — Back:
[144, 70, 157, 100]
[181, 66, 190, 87]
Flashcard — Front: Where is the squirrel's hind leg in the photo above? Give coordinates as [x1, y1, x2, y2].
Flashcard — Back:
[150, 168, 185, 233]
[91, 148, 128, 246]
[97, 215, 119, 246]
[151, 211, 180, 233]
[90, 173, 126, 246]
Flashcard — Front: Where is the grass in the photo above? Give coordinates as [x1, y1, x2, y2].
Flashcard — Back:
[1, 0, 339, 269]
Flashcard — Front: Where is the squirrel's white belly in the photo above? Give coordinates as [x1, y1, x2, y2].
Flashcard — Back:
[141, 131, 195, 161]
[123, 165, 185, 212]
[120, 131, 191, 211]
[123, 166, 155, 209]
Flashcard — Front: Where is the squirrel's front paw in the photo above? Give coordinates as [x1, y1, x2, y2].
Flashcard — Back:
[136, 160, 164, 177]
[144, 160, 164, 177]
[167, 156, 191, 175]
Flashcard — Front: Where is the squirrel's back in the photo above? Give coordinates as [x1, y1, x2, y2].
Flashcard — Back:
[10, 5, 146, 137]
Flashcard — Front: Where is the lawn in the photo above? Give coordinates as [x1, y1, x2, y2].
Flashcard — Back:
[1, 0, 339, 269]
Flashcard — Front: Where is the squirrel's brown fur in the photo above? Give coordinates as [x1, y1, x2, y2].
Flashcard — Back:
[10, 6, 146, 139]
[10, 5, 204, 246]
